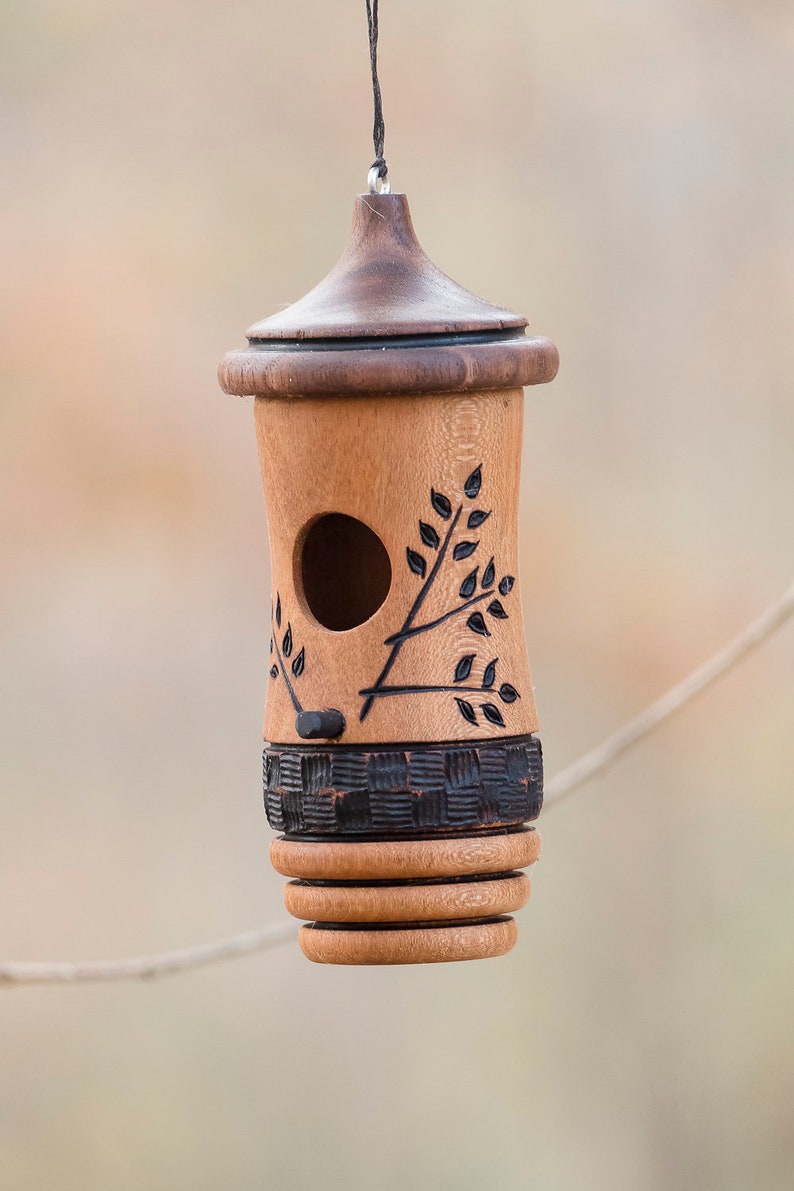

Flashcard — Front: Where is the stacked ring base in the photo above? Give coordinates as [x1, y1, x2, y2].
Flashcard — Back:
[270, 827, 540, 965]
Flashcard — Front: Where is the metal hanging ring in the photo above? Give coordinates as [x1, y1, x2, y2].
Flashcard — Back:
[367, 166, 391, 195]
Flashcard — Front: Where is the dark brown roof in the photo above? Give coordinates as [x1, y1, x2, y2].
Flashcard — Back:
[245, 193, 527, 342]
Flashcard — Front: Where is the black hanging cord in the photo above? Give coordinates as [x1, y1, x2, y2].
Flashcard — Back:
[366, 0, 388, 183]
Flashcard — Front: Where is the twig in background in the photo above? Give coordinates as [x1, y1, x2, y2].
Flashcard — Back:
[1, 578, 792, 986]
[545, 577, 794, 806]
[0, 923, 296, 985]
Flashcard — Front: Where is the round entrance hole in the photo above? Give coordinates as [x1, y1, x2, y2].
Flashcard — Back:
[299, 513, 392, 632]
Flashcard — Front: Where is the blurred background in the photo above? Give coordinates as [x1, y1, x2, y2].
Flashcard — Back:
[2, 1, 793, 1188]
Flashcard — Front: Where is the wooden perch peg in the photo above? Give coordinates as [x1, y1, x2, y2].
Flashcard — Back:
[219, 192, 558, 964]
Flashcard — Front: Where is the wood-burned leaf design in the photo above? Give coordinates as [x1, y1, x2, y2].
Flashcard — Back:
[482, 703, 505, 727]
[459, 568, 478, 599]
[464, 466, 482, 499]
[467, 611, 490, 637]
[282, 624, 293, 658]
[482, 658, 498, 689]
[455, 697, 478, 725]
[454, 654, 475, 683]
[499, 575, 515, 596]
[467, 509, 491, 529]
[269, 637, 273, 655]
[269, 664, 279, 680]
[488, 599, 508, 619]
[406, 548, 427, 578]
[453, 540, 478, 561]
[482, 557, 496, 588]
[431, 488, 452, 520]
[291, 647, 305, 678]
[499, 683, 520, 703]
[419, 521, 440, 549]
[275, 594, 282, 628]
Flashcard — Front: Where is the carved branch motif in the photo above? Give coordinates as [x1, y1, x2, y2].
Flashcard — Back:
[359, 466, 520, 728]
[269, 592, 306, 714]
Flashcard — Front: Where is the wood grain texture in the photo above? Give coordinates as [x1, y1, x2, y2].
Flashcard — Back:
[220, 335, 559, 398]
[257, 388, 538, 746]
[270, 827, 541, 881]
[283, 871, 530, 923]
[298, 916, 519, 965]
[219, 193, 558, 396]
[244, 193, 528, 341]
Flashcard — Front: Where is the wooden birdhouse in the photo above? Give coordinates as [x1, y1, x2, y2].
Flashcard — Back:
[219, 192, 558, 964]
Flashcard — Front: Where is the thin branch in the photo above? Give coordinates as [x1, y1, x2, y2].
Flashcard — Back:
[545, 577, 794, 806]
[0, 922, 296, 985]
[383, 591, 490, 645]
[271, 629, 302, 715]
[361, 505, 462, 721]
[359, 684, 502, 698]
[2, 577, 791, 986]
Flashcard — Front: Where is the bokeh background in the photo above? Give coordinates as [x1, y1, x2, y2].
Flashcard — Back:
[2, 2, 793, 1188]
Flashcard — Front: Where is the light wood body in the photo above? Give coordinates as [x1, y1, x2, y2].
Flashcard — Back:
[256, 387, 537, 746]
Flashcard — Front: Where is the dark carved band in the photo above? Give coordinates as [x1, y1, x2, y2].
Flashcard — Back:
[263, 735, 542, 836]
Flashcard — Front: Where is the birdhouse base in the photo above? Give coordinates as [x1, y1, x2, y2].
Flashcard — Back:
[271, 827, 540, 965]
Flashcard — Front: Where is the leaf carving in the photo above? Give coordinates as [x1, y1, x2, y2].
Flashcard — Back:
[467, 509, 491, 529]
[498, 576, 515, 596]
[467, 611, 490, 637]
[499, 683, 520, 704]
[282, 624, 293, 658]
[269, 637, 273, 655]
[464, 466, 482, 499]
[431, 489, 452, 520]
[488, 599, 508, 620]
[459, 568, 478, 599]
[482, 703, 505, 727]
[454, 697, 478, 725]
[454, 654, 475, 683]
[453, 540, 478, 561]
[419, 521, 440, 549]
[291, 647, 305, 678]
[482, 557, 495, 588]
[275, 594, 282, 628]
[269, 664, 279, 680]
[482, 658, 498, 689]
[406, 548, 427, 578]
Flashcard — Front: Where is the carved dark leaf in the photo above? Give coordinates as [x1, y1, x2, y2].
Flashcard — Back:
[431, 488, 452, 520]
[482, 557, 496, 588]
[269, 637, 273, 655]
[454, 697, 478, 725]
[275, 594, 282, 628]
[291, 647, 305, 678]
[406, 548, 427, 578]
[454, 654, 475, 683]
[499, 683, 520, 704]
[453, 540, 478, 561]
[499, 575, 515, 596]
[482, 658, 498, 689]
[482, 703, 505, 727]
[459, 568, 478, 599]
[269, 664, 279, 680]
[467, 509, 491, 529]
[282, 624, 293, 658]
[464, 465, 482, 499]
[419, 521, 440, 549]
[488, 599, 508, 619]
[467, 611, 491, 637]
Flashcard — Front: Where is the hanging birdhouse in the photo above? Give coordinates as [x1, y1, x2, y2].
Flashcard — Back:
[219, 192, 558, 964]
